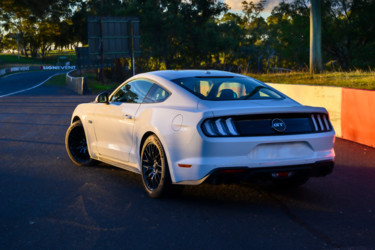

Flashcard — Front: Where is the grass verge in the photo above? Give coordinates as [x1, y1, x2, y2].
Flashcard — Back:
[44, 71, 118, 94]
[248, 71, 375, 90]
[0, 53, 76, 67]
[44, 74, 67, 87]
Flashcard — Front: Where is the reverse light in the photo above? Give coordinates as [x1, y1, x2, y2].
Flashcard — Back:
[271, 172, 294, 178]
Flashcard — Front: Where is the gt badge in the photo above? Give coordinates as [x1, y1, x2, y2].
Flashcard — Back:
[272, 118, 286, 132]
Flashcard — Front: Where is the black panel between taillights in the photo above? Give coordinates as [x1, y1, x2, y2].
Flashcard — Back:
[201, 113, 333, 137]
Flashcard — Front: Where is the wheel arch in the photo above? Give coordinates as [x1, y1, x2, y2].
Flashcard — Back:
[138, 131, 176, 183]
[72, 116, 81, 124]
[139, 131, 156, 157]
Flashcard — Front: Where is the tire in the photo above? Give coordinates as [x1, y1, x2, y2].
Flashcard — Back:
[140, 135, 173, 198]
[272, 173, 310, 188]
[65, 120, 95, 167]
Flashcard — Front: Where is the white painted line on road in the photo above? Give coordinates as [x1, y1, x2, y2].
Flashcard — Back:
[1, 72, 22, 78]
[0, 73, 64, 98]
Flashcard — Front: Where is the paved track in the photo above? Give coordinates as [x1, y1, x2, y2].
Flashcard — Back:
[0, 71, 69, 97]
[0, 72, 375, 249]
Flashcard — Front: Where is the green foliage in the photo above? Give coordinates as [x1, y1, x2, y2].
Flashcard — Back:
[0, 53, 75, 67]
[0, 0, 78, 58]
[248, 70, 375, 90]
[1, 0, 375, 71]
[322, 0, 375, 70]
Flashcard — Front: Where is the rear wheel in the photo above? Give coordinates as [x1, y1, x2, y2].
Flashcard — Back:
[65, 120, 95, 167]
[140, 135, 173, 198]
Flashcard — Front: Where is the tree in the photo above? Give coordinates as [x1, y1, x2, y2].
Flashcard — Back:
[0, 0, 79, 57]
[310, 0, 323, 73]
[266, 0, 310, 69]
[322, 0, 375, 69]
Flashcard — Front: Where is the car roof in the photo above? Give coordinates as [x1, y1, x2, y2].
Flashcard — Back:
[145, 70, 243, 81]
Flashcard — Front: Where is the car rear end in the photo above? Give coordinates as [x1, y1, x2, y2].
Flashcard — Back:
[170, 103, 335, 185]
[165, 72, 335, 185]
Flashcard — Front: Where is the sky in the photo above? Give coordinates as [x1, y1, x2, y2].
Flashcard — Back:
[224, 0, 284, 13]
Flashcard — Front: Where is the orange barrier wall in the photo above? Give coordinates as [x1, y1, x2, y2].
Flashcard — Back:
[341, 88, 375, 148]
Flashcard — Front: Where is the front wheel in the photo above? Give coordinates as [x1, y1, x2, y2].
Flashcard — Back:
[140, 135, 173, 198]
[65, 120, 95, 167]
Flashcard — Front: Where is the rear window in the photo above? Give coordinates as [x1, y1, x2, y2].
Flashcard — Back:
[171, 77, 283, 101]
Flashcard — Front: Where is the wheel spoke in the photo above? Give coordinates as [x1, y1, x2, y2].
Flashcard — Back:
[142, 142, 164, 191]
[146, 145, 153, 158]
[155, 165, 161, 174]
[146, 170, 153, 178]
[143, 154, 152, 165]
[142, 163, 152, 170]
[151, 175, 158, 189]
[155, 173, 161, 184]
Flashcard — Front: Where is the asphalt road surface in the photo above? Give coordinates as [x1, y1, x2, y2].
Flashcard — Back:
[0, 72, 375, 249]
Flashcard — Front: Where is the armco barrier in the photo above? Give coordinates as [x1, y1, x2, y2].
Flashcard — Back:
[268, 83, 375, 148]
[66, 71, 87, 95]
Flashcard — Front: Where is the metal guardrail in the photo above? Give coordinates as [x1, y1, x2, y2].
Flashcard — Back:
[66, 70, 87, 95]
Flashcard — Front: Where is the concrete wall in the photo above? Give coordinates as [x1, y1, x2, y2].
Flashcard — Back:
[65, 71, 87, 95]
[268, 83, 375, 148]
[341, 88, 375, 147]
[269, 83, 342, 137]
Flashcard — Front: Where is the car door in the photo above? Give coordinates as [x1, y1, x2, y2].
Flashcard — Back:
[93, 79, 153, 163]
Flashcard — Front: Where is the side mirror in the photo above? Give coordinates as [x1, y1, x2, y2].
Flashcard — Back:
[95, 92, 109, 104]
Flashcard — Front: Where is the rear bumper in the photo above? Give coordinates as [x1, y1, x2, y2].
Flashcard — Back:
[165, 118, 335, 184]
[204, 160, 334, 185]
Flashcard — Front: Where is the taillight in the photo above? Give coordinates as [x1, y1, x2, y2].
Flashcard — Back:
[311, 114, 332, 132]
[202, 118, 239, 137]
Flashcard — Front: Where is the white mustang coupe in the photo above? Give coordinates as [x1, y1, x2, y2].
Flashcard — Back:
[65, 70, 335, 198]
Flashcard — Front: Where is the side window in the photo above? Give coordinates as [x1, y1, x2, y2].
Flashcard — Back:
[143, 84, 170, 103]
[110, 80, 153, 103]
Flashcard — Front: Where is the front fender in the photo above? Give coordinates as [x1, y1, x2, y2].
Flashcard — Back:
[69, 103, 98, 158]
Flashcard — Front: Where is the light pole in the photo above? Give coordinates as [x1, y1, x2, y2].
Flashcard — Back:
[310, 0, 323, 73]
[16, 32, 20, 60]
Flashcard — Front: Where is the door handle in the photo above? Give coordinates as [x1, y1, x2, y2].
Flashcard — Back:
[123, 114, 133, 119]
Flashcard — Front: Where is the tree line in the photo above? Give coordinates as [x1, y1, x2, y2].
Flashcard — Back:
[1, 0, 375, 72]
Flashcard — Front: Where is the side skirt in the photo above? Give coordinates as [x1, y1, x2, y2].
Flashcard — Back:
[92, 156, 141, 175]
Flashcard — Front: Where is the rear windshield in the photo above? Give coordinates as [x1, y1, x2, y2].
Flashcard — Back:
[171, 76, 284, 101]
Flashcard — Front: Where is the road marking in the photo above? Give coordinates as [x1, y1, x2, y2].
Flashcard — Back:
[2, 72, 22, 78]
[0, 73, 63, 98]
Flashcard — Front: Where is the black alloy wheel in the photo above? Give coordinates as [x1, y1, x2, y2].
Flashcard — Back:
[65, 120, 95, 166]
[141, 135, 172, 198]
